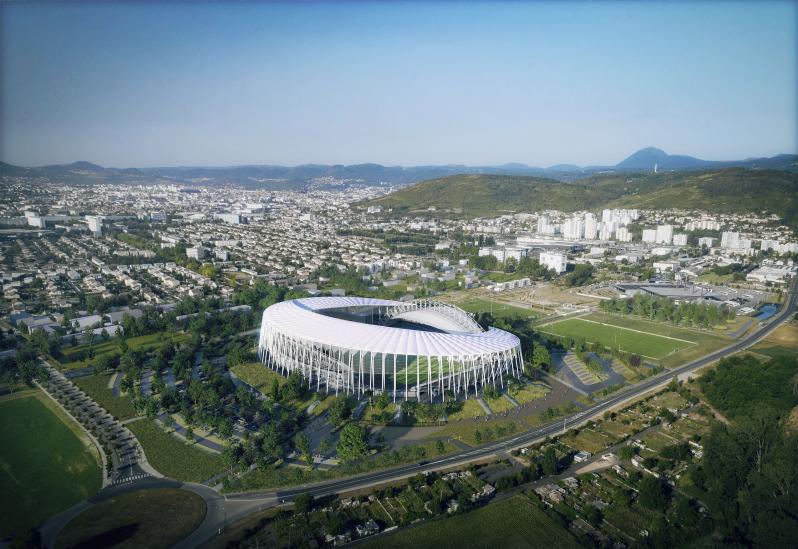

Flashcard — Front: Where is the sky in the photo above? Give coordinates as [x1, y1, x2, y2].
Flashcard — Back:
[1, 1, 796, 168]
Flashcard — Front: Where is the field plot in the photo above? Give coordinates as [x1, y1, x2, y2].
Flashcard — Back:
[59, 332, 190, 370]
[510, 382, 550, 404]
[540, 317, 695, 359]
[363, 495, 580, 549]
[446, 398, 486, 421]
[57, 488, 206, 549]
[455, 297, 540, 320]
[563, 427, 616, 453]
[0, 392, 102, 538]
[127, 418, 224, 483]
[750, 321, 798, 358]
[231, 361, 286, 393]
[485, 394, 514, 414]
[74, 373, 139, 420]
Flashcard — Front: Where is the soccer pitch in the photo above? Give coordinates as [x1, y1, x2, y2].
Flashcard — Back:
[539, 317, 695, 359]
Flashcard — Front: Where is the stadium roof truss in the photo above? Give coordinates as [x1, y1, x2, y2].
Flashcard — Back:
[257, 297, 523, 402]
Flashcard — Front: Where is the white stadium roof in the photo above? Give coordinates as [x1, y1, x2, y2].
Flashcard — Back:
[260, 296, 520, 357]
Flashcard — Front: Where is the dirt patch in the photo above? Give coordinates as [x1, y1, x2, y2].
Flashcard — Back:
[786, 406, 798, 434]
[762, 322, 798, 350]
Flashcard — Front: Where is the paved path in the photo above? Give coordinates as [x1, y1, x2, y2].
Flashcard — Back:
[728, 319, 753, 338]
[158, 414, 224, 454]
[112, 371, 123, 397]
[164, 368, 176, 389]
[41, 280, 798, 549]
[194, 278, 797, 547]
[141, 368, 153, 396]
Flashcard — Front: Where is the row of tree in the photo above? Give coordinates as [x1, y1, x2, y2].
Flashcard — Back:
[600, 293, 736, 327]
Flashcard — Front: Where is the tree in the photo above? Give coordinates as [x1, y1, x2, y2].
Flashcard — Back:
[328, 395, 353, 426]
[336, 423, 369, 461]
[638, 475, 668, 511]
[436, 439, 445, 454]
[317, 438, 331, 456]
[541, 446, 558, 475]
[531, 345, 551, 373]
[83, 326, 94, 347]
[293, 492, 314, 514]
[185, 426, 194, 442]
[269, 379, 280, 402]
[294, 433, 312, 466]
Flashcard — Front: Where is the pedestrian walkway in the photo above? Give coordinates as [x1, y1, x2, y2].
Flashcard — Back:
[141, 368, 153, 396]
[563, 353, 607, 385]
[476, 397, 492, 414]
[112, 473, 151, 485]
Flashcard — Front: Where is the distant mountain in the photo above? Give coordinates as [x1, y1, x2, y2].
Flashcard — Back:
[363, 168, 798, 229]
[1, 148, 796, 188]
[614, 147, 798, 172]
[615, 147, 705, 170]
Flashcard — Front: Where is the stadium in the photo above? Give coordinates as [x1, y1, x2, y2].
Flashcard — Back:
[257, 297, 523, 401]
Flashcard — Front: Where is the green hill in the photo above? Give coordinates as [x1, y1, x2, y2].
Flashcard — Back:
[364, 168, 798, 227]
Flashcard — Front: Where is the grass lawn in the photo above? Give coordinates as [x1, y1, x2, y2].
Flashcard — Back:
[564, 427, 616, 453]
[540, 317, 695, 360]
[455, 297, 539, 320]
[0, 392, 102, 539]
[73, 373, 138, 421]
[362, 402, 398, 424]
[446, 398, 486, 421]
[650, 391, 689, 411]
[231, 361, 285, 394]
[485, 394, 514, 414]
[585, 313, 733, 368]
[362, 495, 580, 549]
[126, 419, 224, 483]
[750, 321, 798, 359]
[59, 332, 190, 370]
[56, 488, 206, 549]
[510, 382, 551, 404]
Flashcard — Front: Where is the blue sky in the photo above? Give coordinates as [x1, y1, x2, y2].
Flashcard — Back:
[1, 1, 795, 167]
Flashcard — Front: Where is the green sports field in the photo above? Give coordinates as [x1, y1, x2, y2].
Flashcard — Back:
[540, 317, 695, 359]
[0, 392, 102, 538]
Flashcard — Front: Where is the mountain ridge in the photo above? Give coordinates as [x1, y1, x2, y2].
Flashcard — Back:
[1, 149, 796, 188]
[362, 168, 798, 229]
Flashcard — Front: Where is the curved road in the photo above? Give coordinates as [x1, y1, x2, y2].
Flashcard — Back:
[174, 279, 798, 548]
[42, 281, 795, 549]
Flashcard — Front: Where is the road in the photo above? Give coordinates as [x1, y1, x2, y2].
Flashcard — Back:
[186, 278, 797, 544]
[47, 279, 798, 549]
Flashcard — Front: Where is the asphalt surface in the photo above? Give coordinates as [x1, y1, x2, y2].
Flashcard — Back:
[222, 277, 798, 507]
[43, 279, 798, 549]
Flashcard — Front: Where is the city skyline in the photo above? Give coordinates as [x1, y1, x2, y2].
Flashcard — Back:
[2, 1, 796, 168]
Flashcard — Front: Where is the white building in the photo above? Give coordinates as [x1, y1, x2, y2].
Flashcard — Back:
[562, 217, 584, 240]
[698, 237, 714, 248]
[672, 233, 688, 246]
[213, 212, 242, 225]
[186, 246, 207, 260]
[539, 251, 567, 273]
[655, 225, 673, 245]
[584, 213, 598, 240]
[642, 229, 657, 243]
[537, 215, 556, 235]
[86, 215, 103, 237]
[616, 227, 632, 242]
[721, 232, 752, 251]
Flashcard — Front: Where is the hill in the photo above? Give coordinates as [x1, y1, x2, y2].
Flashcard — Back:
[2, 148, 795, 189]
[363, 168, 798, 228]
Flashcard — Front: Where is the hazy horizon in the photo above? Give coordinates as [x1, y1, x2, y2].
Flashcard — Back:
[2, 1, 796, 167]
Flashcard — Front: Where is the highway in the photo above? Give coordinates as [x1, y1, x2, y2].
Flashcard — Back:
[123, 278, 798, 549]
